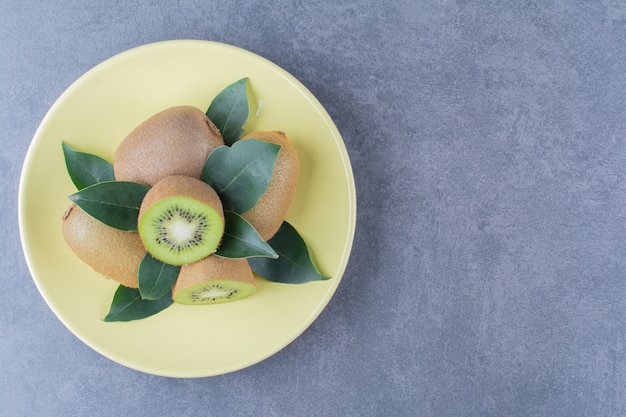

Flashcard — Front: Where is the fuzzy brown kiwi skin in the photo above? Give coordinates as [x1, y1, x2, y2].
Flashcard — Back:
[114, 105, 224, 186]
[240, 131, 300, 241]
[172, 255, 256, 303]
[62, 204, 146, 288]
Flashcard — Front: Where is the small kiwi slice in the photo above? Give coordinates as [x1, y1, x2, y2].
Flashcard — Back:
[114, 105, 224, 186]
[240, 130, 300, 240]
[173, 255, 256, 305]
[138, 175, 225, 266]
[62, 204, 146, 288]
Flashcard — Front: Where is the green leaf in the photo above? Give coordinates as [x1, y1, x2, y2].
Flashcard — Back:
[68, 181, 150, 231]
[201, 139, 280, 213]
[247, 222, 330, 284]
[206, 77, 249, 146]
[138, 254, 181, 300]
[104, 285, 173, 322]
[216, 211, 278, 259]
[62, 142, 115, 190]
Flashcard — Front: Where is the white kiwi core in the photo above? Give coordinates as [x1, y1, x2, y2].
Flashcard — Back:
[167, 217, 198, 244]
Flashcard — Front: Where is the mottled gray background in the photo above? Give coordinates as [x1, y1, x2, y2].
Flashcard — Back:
[3, 1, 626, 416]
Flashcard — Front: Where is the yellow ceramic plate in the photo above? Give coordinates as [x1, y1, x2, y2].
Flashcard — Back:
[18, 40, 356, 377]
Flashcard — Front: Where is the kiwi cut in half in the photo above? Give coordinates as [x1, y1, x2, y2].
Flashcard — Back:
[173, 256, 256, 305]
[138, 175, 225, 266]
[114, 105, 224, 186]
[62, 204, 146, 288]
[240, 130, 300, 241]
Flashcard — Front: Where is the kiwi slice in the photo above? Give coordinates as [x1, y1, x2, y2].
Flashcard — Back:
[138, 175, 224, 265]
[173, 256, 256, 305]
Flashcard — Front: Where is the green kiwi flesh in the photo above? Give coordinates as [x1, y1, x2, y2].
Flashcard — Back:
[175, 279, 256, 304]
[139, 196, 223, 265]
[138, 176, 224, 266]
[173, 256, 256, 305]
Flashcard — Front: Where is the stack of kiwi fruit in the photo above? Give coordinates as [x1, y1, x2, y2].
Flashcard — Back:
[62, 105, 299, 306]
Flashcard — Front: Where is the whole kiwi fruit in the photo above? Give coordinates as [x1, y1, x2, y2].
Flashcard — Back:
[138, 175, 225, 266]
[114, 105, 224, 186]
[62, 204, 146, 288]
[240, 130, 300, 241]
[172, 255, 256, 305]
